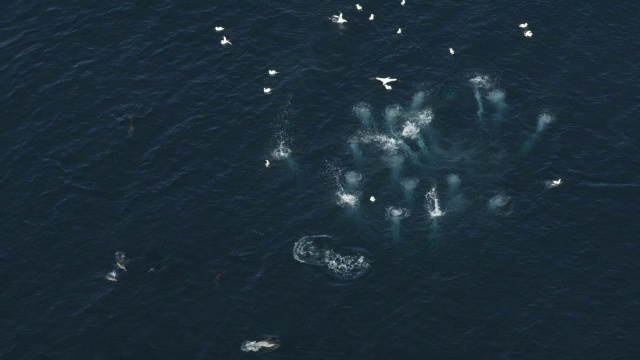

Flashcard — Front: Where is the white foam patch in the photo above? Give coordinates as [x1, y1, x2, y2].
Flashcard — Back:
[469, 75, 492, 88]
[488, 192, 513, 216]
[323, 249, 371, 280]
[426, 187, 445, 218]
[386, 207, 411, 220]
[293, 235, 371, 280]
[271, 141, 292, 159]
[401, 122, 420, 139]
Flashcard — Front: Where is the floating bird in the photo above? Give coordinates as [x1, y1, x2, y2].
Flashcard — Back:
[263, 87, 272, 94]
[331, 12, 347, 24]
[356, 4, 362, 11]
[215, 26, 224, 32]
[369, 14, 375, 21]
[524, 30, 533, 37]
[265, 160, 270, 168]
[221, 36, 232, 45]
[551, 179, 562, 187]
[397, 28, 402, 34]
[115, 251, 127, 271]
[106, 270, 118, 282]
[401, 0, 406, 5]
[519, 23, 528, 28]
[449, 47, 455, 55]
[370, 196, 376, 202]
[268, 69, 278, 76]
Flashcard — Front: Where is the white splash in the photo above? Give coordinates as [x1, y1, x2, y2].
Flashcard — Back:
[426, 187, 445, 218]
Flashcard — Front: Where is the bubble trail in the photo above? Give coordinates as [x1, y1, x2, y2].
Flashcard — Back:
[521, 112, 555, 155]
[386, 207, 410, 244]
[401, 178, 419, 204]
[410, 91, 426, 112]
[446, 174, 460, 195]
[474, 86, 484, 122]
[487, 89, 507, 124]
[384, 153, 405, 183]
[349, 137, 365, 167]
[353, 102, 373, 130]
[385, 105, 403, 133]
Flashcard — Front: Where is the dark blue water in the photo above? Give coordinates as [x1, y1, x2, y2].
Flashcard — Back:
[2, 1, 639, 358]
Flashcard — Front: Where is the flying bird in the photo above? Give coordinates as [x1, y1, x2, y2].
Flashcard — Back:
[356, 4, 362, 11]
[220, 36, 232, 45]
[524, 30, 533, 37]
[519, 23, 528, 28]
[397, 28, 402, 34]
[401, 0, 406, 6]
[449, 48, 455, 55]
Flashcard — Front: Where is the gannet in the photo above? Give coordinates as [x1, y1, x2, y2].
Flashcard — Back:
[551, 179, 562, 187]
[524, 30, 533, 37]
[401, 0, 406, 5]
[265, 160, 270, 168]
[372, 77, 398, 86]
[263, 88, 272, 94]
[449, 48, 455, 55]
[370, 196, 376, 202]
[356, 4, 362, 11]
[519, 23, 528, 28]
[268, 70, 278, 76]
[397, 28, 402, 34]
[220, 36, 232, 45]
[106, 270, 118, 282]
[369, 14, 374, 21]
[332, 12, 347, 24]
[215, 26, 224, 32]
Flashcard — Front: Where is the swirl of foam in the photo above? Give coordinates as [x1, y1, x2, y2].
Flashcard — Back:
[345, 171, 363, 185]
[293, 235, 371, 280]
[323, 248, 371, 280]
[385, 206, 411, 220]
[293, 235, 332, 266]
[401, 121, 420, 139]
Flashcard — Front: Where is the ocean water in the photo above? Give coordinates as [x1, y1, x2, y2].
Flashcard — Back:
[1, 1, 639, 358]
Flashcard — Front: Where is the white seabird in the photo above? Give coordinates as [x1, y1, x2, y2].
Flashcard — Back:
[373, 77, 398, 86]
[265, 160, 270, 168]
[401, 0, 406, 5]
[383, 84, 392, 90]
[519, 23, 528, 28]
[369, 14, 375, 21]
[263, 88, 272, 94]
[331, 12, 347, 24]
[268, 70, 278, 76]
[551, 179, 562, 187]
[220, 36, 232, 45]
[370, 196, 376, 202]
[106, 270, 118, 282]
[215, 26, 224, 32]
[449, 48, 455, 55]
[524, 30, 533, 37]
[356, 4, 362, 11]
[397, 28, 402, 34]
